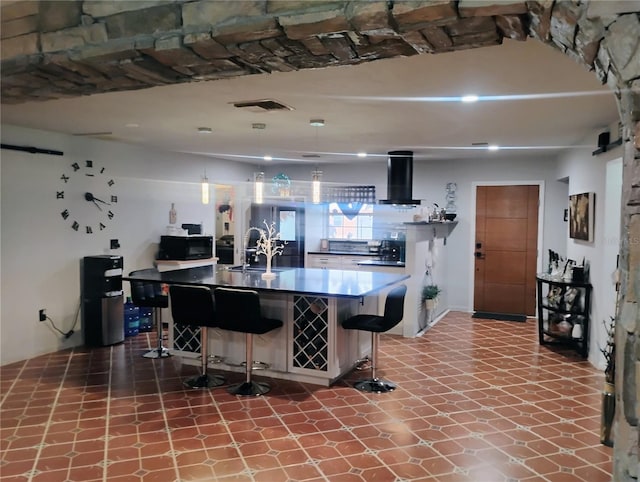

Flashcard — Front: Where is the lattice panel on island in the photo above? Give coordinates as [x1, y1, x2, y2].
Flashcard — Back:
[174, 325, 201, 354]
[293, 296, 328, 371]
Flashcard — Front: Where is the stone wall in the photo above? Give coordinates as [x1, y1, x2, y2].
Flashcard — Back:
[0, 0, 539, 103]
[1, 1, 639, 479]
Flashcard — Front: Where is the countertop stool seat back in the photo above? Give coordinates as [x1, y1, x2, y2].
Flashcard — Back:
[128, 268, 171, 359]
[341, 284, 407, 393]
[169, 285, 225, 389]
[214, 287, 283, 396]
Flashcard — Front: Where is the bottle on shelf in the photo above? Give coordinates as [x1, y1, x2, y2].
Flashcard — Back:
[169, 203, 177, 225]
[124, 297, 140, 337]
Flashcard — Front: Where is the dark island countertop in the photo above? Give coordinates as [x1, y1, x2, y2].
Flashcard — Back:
[123, 265, 409, 299]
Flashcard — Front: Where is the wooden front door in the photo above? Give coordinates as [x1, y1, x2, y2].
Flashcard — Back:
[474, 185, 539, 316]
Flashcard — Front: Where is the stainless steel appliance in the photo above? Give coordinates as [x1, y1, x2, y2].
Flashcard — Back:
[81, 255, 124, 347]
[181, 223, 202, 235]
[380, 240, 405, 262]
[248, 202, 305, 268]
[158, 235, 213, 260]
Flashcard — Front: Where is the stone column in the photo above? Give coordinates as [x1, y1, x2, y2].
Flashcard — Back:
[614, 54, 640, 482]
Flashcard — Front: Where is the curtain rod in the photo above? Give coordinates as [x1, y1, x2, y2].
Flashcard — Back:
[1, 143, 63, 156]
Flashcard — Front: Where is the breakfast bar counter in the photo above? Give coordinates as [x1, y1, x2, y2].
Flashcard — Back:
[124, 265, 409, 386]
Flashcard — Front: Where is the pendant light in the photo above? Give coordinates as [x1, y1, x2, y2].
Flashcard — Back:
[312, 169, 322, 204]
[310, 119, 324, 204]
[254, 171, 265, 204]
[201, 170, 209, 204]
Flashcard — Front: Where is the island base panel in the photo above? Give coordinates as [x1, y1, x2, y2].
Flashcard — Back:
[169, 293, 369, 386]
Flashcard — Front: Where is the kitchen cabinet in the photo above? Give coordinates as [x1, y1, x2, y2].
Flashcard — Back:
[342, 257, 369, 269]
[536, 274, 591, 358]
[307, 254, 366, 270]
[307, 254, 344, 269]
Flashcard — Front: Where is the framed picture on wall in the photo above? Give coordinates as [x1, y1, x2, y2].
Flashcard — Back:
[569, 192, 595, 242]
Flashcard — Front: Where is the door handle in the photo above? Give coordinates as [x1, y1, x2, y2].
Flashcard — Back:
[475, 252, 485, 259]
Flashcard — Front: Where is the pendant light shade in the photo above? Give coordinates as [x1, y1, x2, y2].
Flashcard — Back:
[201, 171, 209, 205]
[312, 169, 322, 204]
[254, 171, 264, 204]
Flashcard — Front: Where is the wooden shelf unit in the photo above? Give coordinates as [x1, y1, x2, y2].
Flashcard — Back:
[536, 274, 592, 358]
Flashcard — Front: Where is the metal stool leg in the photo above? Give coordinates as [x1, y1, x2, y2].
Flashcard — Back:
[354, 332, 396, 393]
[142, 307, 171, 359]
[228, 333, 271, 396]
[184, 327, 225, 389]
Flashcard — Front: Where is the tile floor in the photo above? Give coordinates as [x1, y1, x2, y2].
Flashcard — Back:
[1, 312, 612, 482]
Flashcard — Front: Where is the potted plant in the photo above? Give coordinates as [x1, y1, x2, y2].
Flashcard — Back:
[421, 284, 441, 311]
[600, 316, 616, 447]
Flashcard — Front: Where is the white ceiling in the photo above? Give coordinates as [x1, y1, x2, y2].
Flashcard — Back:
[1, 39, 619, 166]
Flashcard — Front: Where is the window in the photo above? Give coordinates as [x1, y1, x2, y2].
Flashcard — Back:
[279, 210, 296, 241]
[328, 203, 373, 240]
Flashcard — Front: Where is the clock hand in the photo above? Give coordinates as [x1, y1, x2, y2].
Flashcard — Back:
[92, 196, 111, 205]
[91, 199, 103, 211]
[85, 192, 111, 205]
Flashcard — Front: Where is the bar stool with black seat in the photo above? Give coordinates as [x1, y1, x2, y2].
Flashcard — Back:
[341, 284, 407, 393]
[213, 287, 283, 396]
[169, 285, 225, 389]
[128, 268, 171, 359]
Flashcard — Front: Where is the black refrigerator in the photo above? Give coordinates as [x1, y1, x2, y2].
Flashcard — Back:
[248, 202, 305, 268]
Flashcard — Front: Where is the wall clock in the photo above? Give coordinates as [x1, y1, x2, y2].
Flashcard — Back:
[56, 160, 117, 233]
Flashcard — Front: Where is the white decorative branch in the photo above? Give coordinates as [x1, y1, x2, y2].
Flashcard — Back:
[253, 220, 287, 278]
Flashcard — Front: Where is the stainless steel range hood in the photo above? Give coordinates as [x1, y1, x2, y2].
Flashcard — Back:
[379, 150, 421, 206]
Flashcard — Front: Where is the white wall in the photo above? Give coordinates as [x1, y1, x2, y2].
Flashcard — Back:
[601, 158, 622, 364]
[556, 129, 623, 366]
[283, 155, 567, 312]
[1, 125, 254, 365]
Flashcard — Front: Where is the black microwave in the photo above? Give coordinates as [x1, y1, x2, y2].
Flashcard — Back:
[158, 235, 213, 260]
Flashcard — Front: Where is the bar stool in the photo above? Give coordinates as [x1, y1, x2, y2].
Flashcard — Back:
[341, 284, 407, 393]
[213, 287, 283, 396]
[169, 285, 225, 389]
[128, 268, 171, 359]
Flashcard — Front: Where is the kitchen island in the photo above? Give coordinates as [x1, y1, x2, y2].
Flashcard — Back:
[124, 265, 408, 386]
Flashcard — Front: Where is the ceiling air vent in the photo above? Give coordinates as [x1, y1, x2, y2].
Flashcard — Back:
[302, 154, 321, 158]
[72, 131, 115, 141]
[231, 99, 294, 112]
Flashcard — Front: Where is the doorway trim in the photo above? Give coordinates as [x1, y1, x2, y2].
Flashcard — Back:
[468, 180, 546, 314]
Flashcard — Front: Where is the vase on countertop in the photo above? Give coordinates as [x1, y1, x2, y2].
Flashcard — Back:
[600, 381, 615, 447]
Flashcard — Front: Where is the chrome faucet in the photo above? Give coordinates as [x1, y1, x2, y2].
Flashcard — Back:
[242, 227, 263, 272]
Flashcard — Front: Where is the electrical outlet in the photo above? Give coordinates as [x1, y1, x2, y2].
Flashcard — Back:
[39, 309, 46, 322]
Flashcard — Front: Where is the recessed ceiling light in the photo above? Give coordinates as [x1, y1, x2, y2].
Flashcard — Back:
[125, 123, 139, 128]
[263, 155, 272, 161]
[487, 144, 500, 151]
[309, 119, 325, 127]
[461, 95, 479, 103]
[197, 127, 212, 134]
[357, 152, 367, 158]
